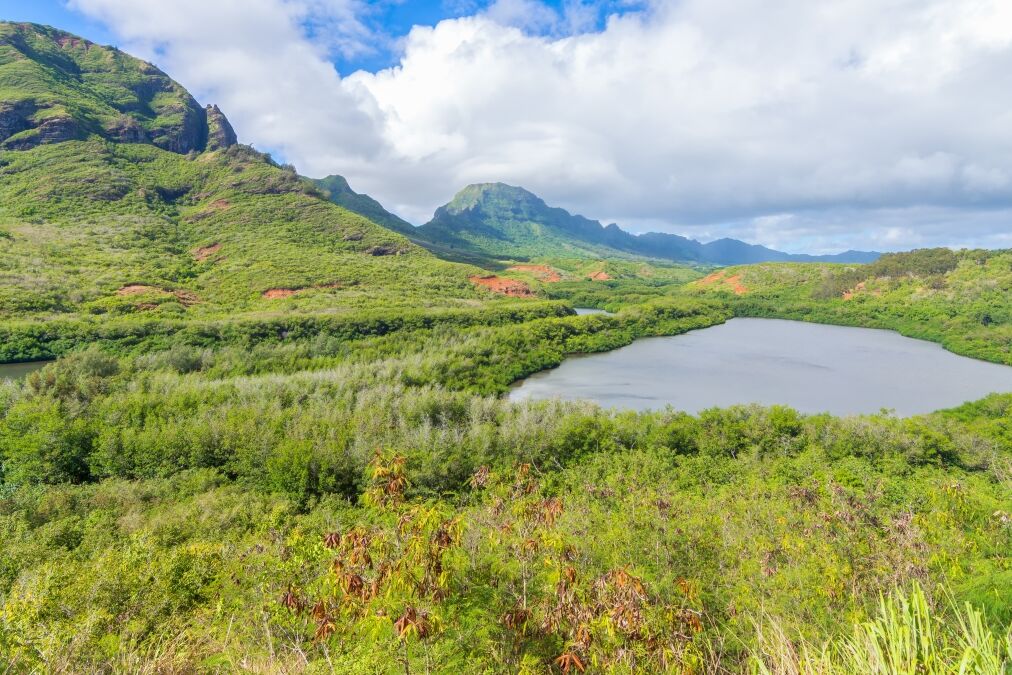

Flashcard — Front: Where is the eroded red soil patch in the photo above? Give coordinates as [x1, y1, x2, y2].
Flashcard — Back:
[117, 286, 200, 305]
[842, 281, 881, 301]
[723, 274, 747, 295]
[588, 271, 611, 281]
[695, 271, 725, 287]
[469, 275, 534, 298]
[262, 283, 343, 300]
[507, 264, 562, 282]
[192, 243, 222, 262]
[117, 285, 165, 296]
[263, 288, 298, 299]
[693, 270, 747, 295]
[173, 290, 200, 306]
[187, 199, 232, 222]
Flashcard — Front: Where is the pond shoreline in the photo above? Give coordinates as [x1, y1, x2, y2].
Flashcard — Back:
[510, 318, 1012, 416]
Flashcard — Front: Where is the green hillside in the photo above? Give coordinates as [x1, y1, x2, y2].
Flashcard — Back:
[419, 182, 629, 260]
[314, 174, 417, 236]
[0, 22, 518, 362]
[0, 22, 230, 152]
[689, 248, 1012, 365]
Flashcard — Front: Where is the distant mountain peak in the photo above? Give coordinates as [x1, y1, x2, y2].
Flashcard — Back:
[444, 183, 545, 214]
[417, 183, 880, 265]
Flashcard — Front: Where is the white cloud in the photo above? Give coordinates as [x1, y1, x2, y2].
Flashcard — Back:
[68, 0, 1012, 252]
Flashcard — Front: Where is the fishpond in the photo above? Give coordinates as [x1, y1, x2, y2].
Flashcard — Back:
[509, 318, 1012, 416]
[0, 361, 50, 381]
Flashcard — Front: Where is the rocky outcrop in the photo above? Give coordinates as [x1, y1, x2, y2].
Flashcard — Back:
[0, 101, 34, 144]
[149, 101, 206, 154]
[205, 104, 237, 151]
[106, 115, 149, 144]
[1, 112, 79, 150]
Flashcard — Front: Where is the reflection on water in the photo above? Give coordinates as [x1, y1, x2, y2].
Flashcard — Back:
[510, 318, 1012, 416]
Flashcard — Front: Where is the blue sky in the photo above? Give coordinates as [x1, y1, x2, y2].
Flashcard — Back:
[2, 0, 1010, 252]
[0, 0, 638, 73]
[0, 0, 114, 44]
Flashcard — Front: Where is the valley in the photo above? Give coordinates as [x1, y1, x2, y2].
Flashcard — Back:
[0, 19, 1010, 675]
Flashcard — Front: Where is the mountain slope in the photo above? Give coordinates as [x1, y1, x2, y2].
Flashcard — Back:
[1, 22, 221, 153]
[417, 183, 880, 264]
[313, 174, 416, 236]
[0, 23, 483, 329]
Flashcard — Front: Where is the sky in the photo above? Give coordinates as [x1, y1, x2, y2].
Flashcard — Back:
[2, 0, 1011, 253]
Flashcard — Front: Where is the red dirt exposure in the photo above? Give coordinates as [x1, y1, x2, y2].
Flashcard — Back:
[192, 243, 221, 262]
[694, 270, 748, 295]
[723, 274, 747, 295]
[507, 264, 562, 282]
[468, 275, 534, 298]
[696, 271, 722, 286]
[173, 290, 200, 306]
[187, 199, 232, 223]
[263, 288, 298, 299]
[117, 285, 200, 305]
[262, 282, 342, 300]
[843, 281, 867, 301]
[588, 271, 611, 281]
[117, 285, 163, 296]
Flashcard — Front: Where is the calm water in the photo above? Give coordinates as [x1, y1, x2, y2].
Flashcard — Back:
[510, 318, 1012, 416]
[574, 307, 612, 315]
[0, 361, 49, 381]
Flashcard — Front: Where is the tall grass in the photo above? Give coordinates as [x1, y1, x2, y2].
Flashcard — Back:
[752, 583, 1012, 674]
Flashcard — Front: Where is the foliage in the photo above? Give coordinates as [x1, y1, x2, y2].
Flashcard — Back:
[690, 249, 1012, 365]
[752, 583, 1012, 674]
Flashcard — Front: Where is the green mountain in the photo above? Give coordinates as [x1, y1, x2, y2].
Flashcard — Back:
[0, 22, 482, 340]
[313, 174, 415, 236]
[315, 175, 516, 269]
[0, 22, 237, 152]
[416, 182, 880, 264]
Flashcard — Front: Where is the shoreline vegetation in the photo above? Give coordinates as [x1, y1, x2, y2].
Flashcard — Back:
[2, 271, 1010, 671]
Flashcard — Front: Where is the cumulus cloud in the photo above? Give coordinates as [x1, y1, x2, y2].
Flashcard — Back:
[69, 0, 1012, 252]
[68, 0, 385, 160]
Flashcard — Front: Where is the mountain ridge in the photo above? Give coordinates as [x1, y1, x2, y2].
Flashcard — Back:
[316, 178, 882, 265]
[418, 182, 880, 264]
[0, 22, 481, 326]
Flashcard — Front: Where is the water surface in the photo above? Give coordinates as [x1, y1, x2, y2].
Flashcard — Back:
[0, 361, 50, 381]
[510, 318, 1012, 416]
[573, 307, 612, 316]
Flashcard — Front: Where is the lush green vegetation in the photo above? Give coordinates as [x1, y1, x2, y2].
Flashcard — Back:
[690, 248, 1012, 366]
[1, 315, 1010, 670]
[1, 22, 209, 153]
[1, 21, 1010, 674]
